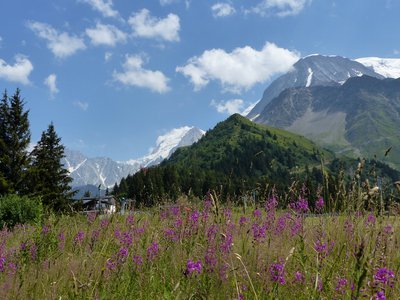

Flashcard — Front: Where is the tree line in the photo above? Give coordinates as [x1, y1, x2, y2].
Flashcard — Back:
[0, 89, 72, 212]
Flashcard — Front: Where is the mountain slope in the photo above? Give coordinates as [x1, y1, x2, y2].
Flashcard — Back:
[254, 75, 400, 169]
[247, 55, 384, 119]
[63, 126, 205, 187]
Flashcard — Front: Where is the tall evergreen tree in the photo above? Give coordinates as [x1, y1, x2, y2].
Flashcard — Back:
[30, 123, 73, 211]
[0, 89, 31, 194]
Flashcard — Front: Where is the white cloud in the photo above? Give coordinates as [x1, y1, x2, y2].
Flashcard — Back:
[74, 101, 89, 111]
[113, 54, 170, 93]
[0, 55, 33, 85]
[86, 23, 127, 46]
[129, 9, 180, 42]
[79, 0, 119, 18]
[212, 3, 236, 17]
[44, 74, 59, 97]
[177, 42, 299, 93]
[0, 36, 3, 48]
[105, 51, 113, 62]
[247, 0, 311, 17]
[211, 99, 245, 115]
[160, 0, 179, 5]
[27, 21, 86, 58]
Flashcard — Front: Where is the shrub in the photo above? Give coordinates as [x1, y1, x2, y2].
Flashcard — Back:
[0, 194, 43, 228]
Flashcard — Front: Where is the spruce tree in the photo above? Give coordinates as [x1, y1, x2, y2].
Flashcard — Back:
[30, 123, 73, 211]
[0, 89, 31, 194]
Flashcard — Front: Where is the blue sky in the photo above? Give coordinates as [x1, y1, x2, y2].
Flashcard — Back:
[0, 0, 399, 161]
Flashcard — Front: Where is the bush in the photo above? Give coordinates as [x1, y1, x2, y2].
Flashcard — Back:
[0, 194, 43, 228]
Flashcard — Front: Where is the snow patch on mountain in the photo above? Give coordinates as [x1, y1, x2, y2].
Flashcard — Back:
[306, 68, 313, 87]
[355, 57, 400, 78]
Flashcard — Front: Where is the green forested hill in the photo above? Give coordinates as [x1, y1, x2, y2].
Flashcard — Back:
[113, 114, 399, 207]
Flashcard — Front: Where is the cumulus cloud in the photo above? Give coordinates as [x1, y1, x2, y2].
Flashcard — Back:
[210, 99, 244, 115]
[74, 101, 89, 111]
[160, 0, 179, 5]
[129, 9, 180, 42]
[177, 42, 299, 93]
[44, 74, 59, 97]
[27, 21, 86, 58]
[113, 54, 170, 93]
[247, 0, 312, 17]
[79, 0, 119, 18]
[212, 3, 236, 17]
[0, 55, 33, 85]
[86, 23, 127, 46]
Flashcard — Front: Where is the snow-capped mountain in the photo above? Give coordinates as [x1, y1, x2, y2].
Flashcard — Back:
[355, 57, 400, 79]
[247, 54, 384, 119]
[63, 126, 205, 188]
[126, 126, 205, 168]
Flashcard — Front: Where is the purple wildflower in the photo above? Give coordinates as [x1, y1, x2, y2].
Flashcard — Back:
[87, 211, 97, 224]
[335, 277, 348, 294]
[365, 213, 376, 226]
[30, 244, 37, 261]
[294, 271, 304, 283]
[269, 260, 285, 285]
[239, 216, 248, 226]
[126, 214, 134, 225]
[253, 209, 262, 219]
[204, 248, 217, 271]
[41, 225, 50, 235]
[100, 219, 109, 229]
[374, 268, 395, 287]
[132, 255, 143, 267]
[118, 247, 129, 262]
[147, 242, 159, 260]
[220, 233, 233, 254]
[0, 256, 6, 272]
[376, 291, 386, 300]
[73, 231, 85, 244]
[58, 232, 65, 250]
[186, 260, 202, 275]
[315, 197, 324, 212]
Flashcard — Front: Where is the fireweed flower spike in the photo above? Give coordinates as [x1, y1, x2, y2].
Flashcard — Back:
[186, 260, 202, 276]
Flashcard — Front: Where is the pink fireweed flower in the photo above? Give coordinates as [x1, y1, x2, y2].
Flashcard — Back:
[58, 232, 65, 250]
[147, 242, 159, 260]
[294, 271, 304, 283]
[253, 209, 262, 219]
[100, 219, 109, 229]
[204, 248, 217, 271]
[132, 255, 143, 266]
[87, 211, 97, 224]
[239, 216, 248, 226]
[220, 233, 233, 254]
[41, 225, 50, 235]
[315, 196, 324, 212]
[269, 260, 286, 285]
[265, 196, 278, 213]
[365, 213, 376, 226]
[117, 247, 129, 262]
[314, 238, 334, 258]
[335, 277, 348, 294]
[374, 268, 395, 287]
[186, 260, 202, 276]
[0, 256, 6, 272]
[126, 214, 134, 225]
[376, 291, 386, 300]
[73, 231, 85, 244]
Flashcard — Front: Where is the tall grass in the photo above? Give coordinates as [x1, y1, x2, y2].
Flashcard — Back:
[0, 192, 399, 299]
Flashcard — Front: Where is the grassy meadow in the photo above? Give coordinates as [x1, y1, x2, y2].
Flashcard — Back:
[1, 192, 399, 299]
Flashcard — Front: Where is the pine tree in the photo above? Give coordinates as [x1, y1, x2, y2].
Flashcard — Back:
[30, 123, 73, 211]
[0, 89, 31, 194]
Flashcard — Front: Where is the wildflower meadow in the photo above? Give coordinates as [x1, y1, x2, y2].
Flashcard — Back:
[1, 192, 399, 299]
